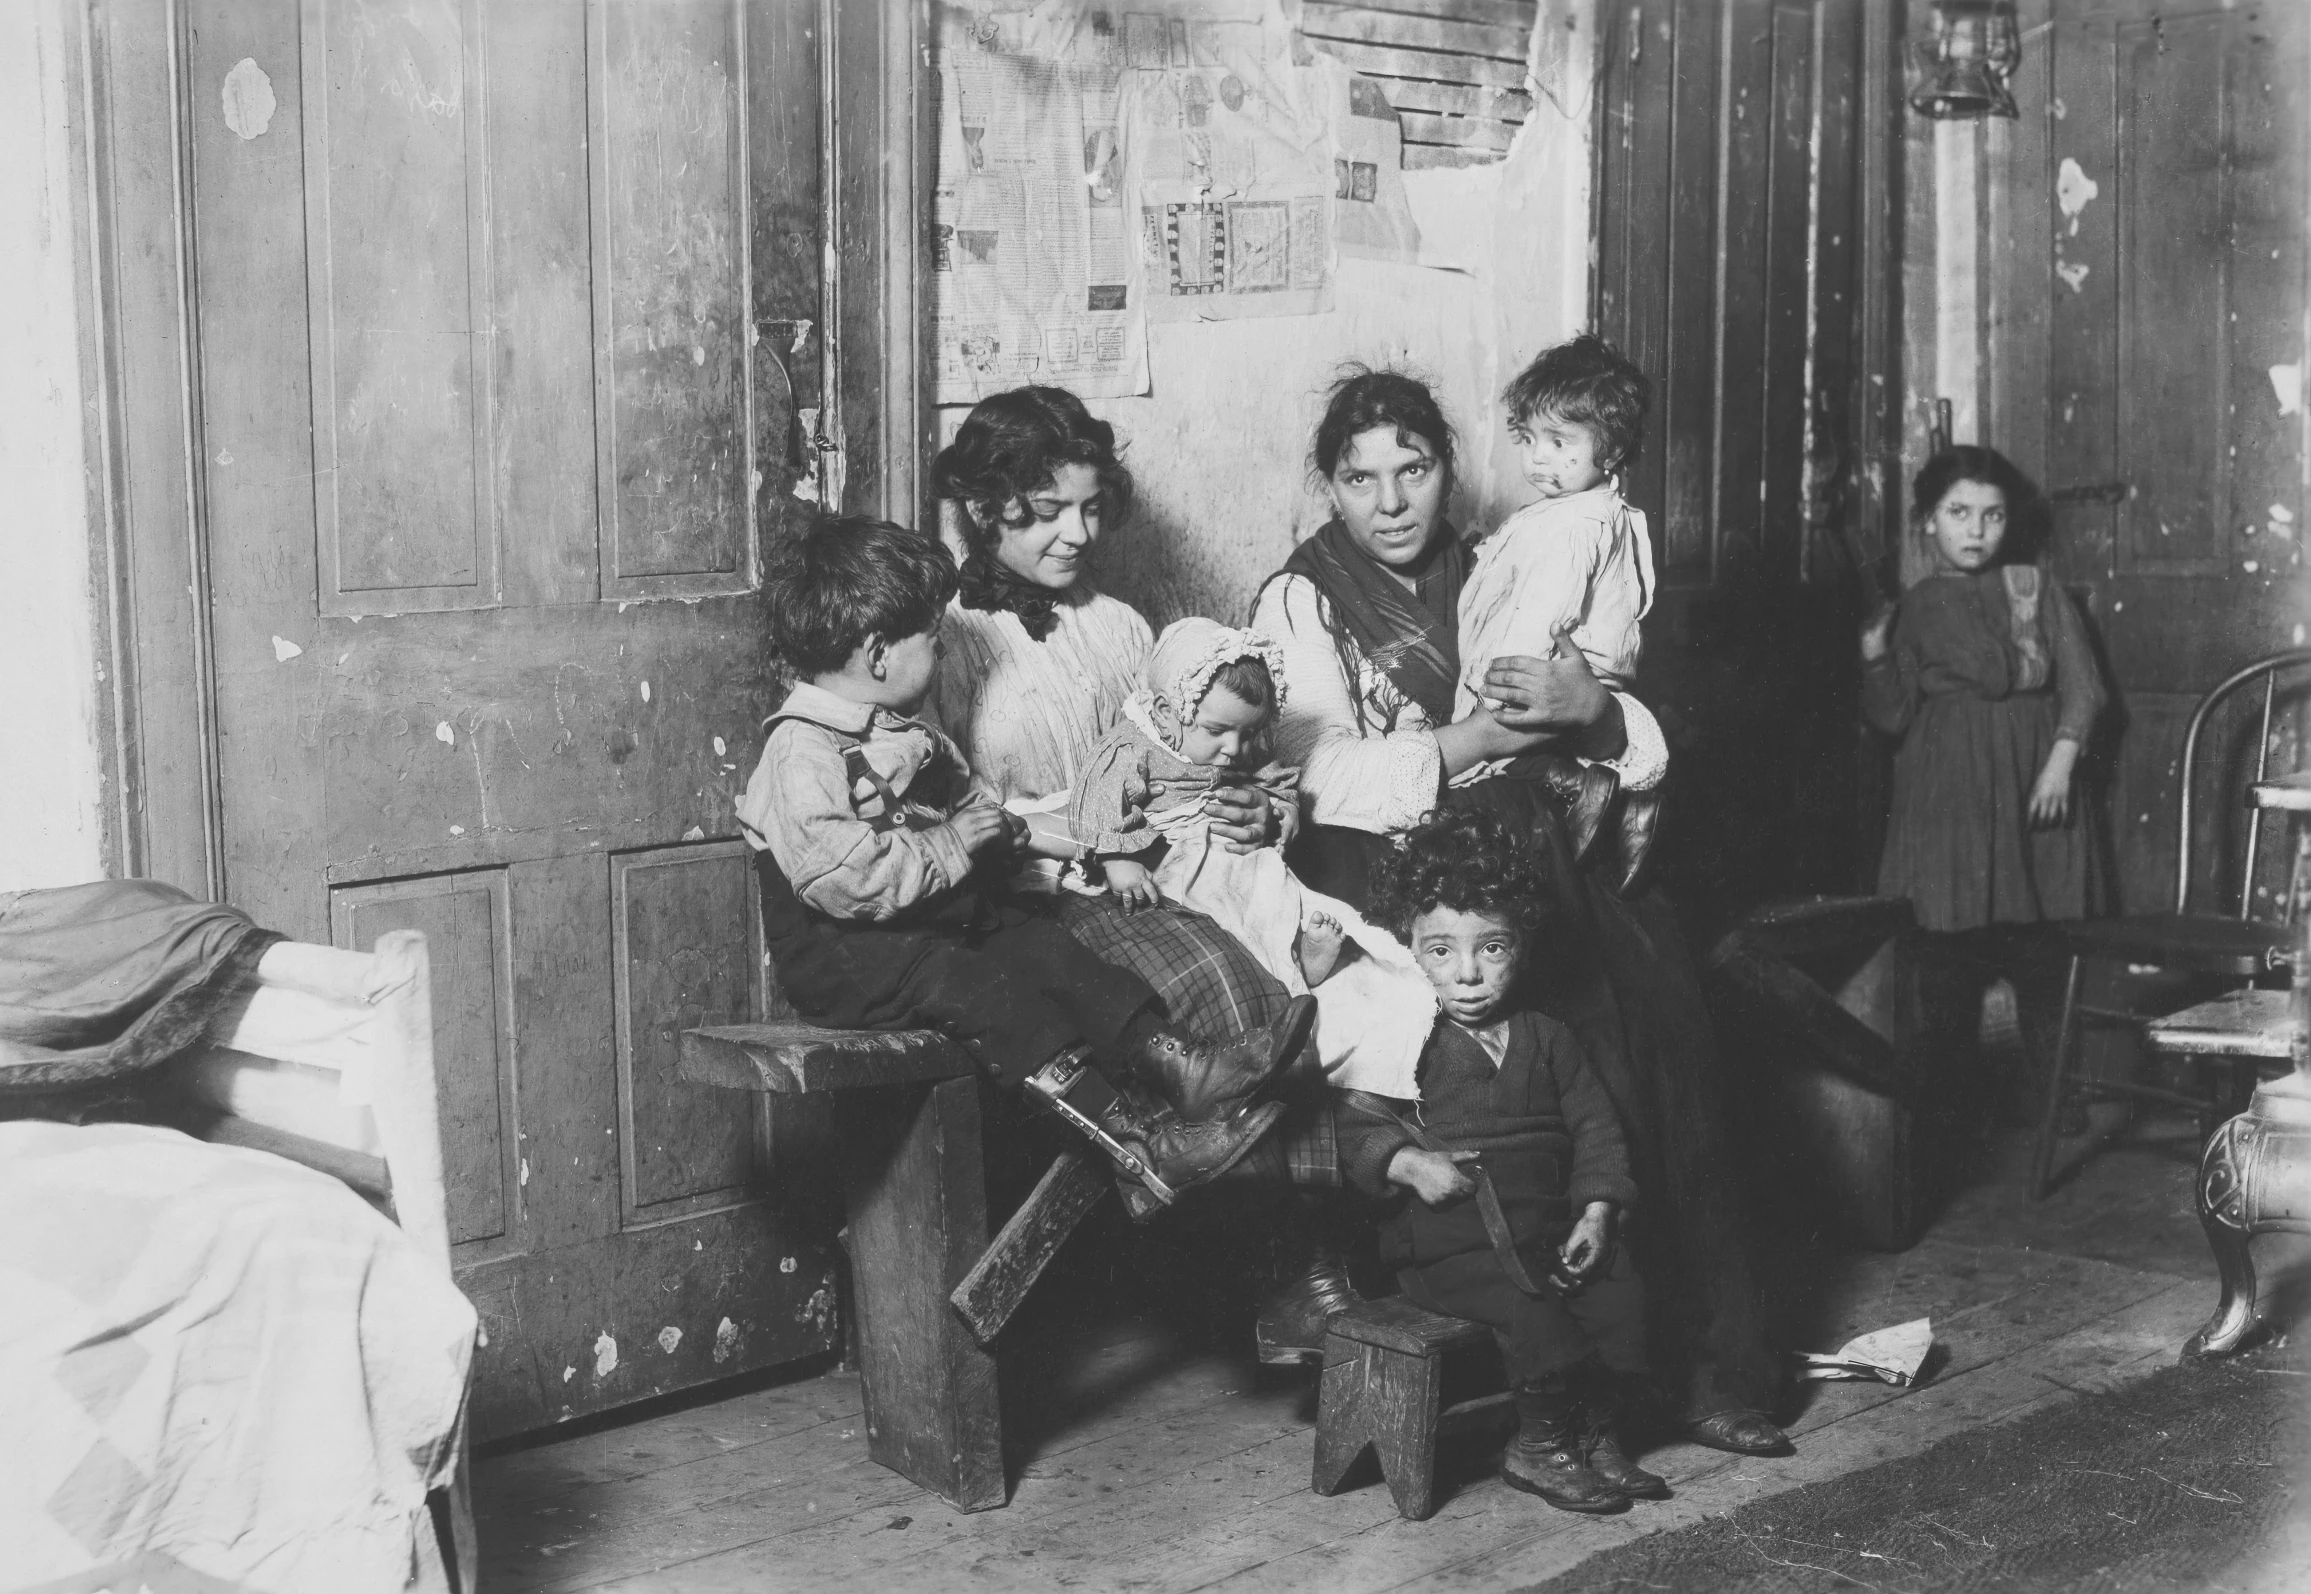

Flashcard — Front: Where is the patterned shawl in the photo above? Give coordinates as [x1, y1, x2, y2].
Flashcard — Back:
[1278, 516, 1466, 730]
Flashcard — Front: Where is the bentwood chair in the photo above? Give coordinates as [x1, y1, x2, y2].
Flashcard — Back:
[2028, 651, 2311, 1199]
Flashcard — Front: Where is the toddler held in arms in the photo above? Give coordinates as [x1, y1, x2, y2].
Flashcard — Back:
[1339, 807, 1660, 1515]
[737, 516, 1317, 1210]
[1453, 334, 1664, 874]
[1069, 618, 1437, 1097]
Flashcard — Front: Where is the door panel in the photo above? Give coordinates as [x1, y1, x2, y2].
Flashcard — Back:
[188, 0, 836, 1436]
[594, 0, 758, 597]
[2114, 13, 2229, 578]
[301, 0, 499, 614]
[333, 871, 519, 1251]
[611, 842, 764, 1215]
[2012, 0, 2308, 913]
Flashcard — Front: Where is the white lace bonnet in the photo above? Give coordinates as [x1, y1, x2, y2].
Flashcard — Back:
[1145, 617, 1289, 720]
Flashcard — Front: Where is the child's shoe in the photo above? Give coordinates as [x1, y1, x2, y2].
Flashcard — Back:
[1028, 1053, 1285, 1210]
[1577, 1378, 1669, 1499]
[1125, 995, 1317, 1120]
[1500, 1383, 1628, 1514]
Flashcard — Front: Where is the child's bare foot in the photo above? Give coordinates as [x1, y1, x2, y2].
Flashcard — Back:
[1296, 912, 1350, 986]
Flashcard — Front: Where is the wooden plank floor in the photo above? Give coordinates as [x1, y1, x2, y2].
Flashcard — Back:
[474, 1122, 2294, 1593]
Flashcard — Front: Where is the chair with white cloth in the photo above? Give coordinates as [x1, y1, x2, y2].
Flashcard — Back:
[0, 929, 477, 1594]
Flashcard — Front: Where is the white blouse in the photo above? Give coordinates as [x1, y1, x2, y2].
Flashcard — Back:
[1252, 571, 1667, 837]
[933, 587, 1154, 804]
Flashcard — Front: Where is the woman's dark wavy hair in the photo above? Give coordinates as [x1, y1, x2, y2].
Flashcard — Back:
[1912, 444, 2044, 562]
[930, 385, 1136, 554]
[763, 513, 957, 677]
[1368, 807, 1554, 941]
[1308, 365, 1457, 487]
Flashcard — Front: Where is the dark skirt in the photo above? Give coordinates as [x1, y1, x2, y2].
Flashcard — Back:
[1293, 777, 1781, 1418]
[1880, 690, 2105, 932]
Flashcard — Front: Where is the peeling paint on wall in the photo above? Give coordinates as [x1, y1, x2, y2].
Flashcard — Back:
[592, 1332, 619, 1378]
[2055, 157, 2098, 221]
[222, 58, 277, 140]
[2271, 364, 2302, 417]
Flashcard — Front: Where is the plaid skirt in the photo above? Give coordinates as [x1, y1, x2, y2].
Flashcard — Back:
[1049, 892, 1337, 1188]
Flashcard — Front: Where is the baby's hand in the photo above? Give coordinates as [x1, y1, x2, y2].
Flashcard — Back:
[1388, 1146, 1480, 1207]
[1103, 857, 1162, 913]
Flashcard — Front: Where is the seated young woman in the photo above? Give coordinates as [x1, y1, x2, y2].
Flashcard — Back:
[1250, 367, 1791, 1457]
[928, 385, 1362, 1360]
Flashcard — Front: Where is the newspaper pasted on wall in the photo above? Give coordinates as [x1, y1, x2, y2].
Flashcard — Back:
[935, 7, 1150, 402]
[1117, 3, 1336, 323]
[934, 1, 1420, 403]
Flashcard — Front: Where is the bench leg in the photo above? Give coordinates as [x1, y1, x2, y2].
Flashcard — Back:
[1313, 1337, 1447, 1521]
[949, 1146, 1110, 1345]
[837, 1077, 1006, 1511]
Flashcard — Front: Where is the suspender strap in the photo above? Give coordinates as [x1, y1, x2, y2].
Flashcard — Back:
[1342, 1089, 1560, 1299]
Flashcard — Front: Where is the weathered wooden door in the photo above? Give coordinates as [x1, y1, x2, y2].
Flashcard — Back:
[1592, 0, 1895, 920]
[1991, 0, 2308, 915]
[185, 0, 837, 1437]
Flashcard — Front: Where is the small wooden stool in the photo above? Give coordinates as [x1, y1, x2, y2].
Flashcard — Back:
[1312, 1296, 1498, 1521]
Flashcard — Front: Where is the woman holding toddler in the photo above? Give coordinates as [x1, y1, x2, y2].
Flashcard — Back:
[1253, 363, 1790, 1459]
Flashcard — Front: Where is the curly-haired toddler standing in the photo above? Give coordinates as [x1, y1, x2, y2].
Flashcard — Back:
[1339, 807, 1660, 1515]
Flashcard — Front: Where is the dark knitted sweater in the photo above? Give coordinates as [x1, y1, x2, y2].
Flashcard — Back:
[1338, 1010, 1638, 1271]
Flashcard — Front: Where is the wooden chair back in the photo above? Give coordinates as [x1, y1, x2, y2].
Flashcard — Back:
[2176, 649, 2311, 918]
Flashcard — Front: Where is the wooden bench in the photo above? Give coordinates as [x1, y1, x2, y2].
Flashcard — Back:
[681, 1021, 1114, 1513]
[1312, 1296, 1510, 1522]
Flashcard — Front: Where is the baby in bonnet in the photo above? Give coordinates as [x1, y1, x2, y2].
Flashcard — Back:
[1070, 618, 1436, 1098]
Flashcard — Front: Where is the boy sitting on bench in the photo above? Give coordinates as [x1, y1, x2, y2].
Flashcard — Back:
[737, 513, 1315, 1206]
[1340, 807, 1661, 1513]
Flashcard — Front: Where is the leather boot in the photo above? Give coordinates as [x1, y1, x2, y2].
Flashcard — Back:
[1536, 759, 1620, 864]
[1615, 789, 1663, 895]
[1124, 995, 1317, 1121]
[1253, 1193, 1366, 1365]
[1577, 1372, 1669, 1499]
[1028, 1051, 1286, 1213]
[1686, 1406, 1793, 1457]
[1500, 1383, 1628, 1514]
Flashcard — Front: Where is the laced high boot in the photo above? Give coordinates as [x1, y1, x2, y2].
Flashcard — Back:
[1576, 1368, 1669, 1500]
[1500, 1379, 1628, 1514]
[1253, 1191, 1366, 1365]
[1025, 1049, 1285, 1214]
[1119, 995, 1317, 1121]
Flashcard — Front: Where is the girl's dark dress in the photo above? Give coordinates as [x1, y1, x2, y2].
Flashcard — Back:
[1861, 565, 2108, 933]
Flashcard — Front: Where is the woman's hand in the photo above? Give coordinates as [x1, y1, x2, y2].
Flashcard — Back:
[1387, 1145, 1480, 1207]
[1484, 624, 1616, 739]
[1202, 781, 1281, 855]
[2029, 739, 2081, 828]
[1102, 856, 1162, 912]
[1860, 604, 1896, 663]
[1556, 1201, 1616, 1287]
